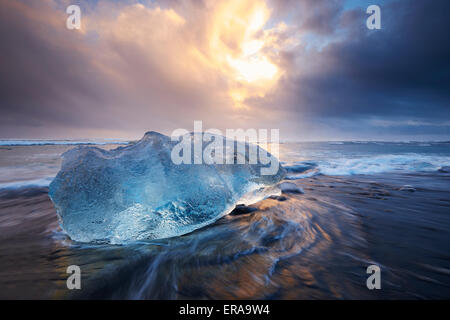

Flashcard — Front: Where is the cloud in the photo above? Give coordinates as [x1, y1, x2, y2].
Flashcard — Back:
[0, 0, 297, 138]
[0, 0, 448, 140]
[251, 0, 450, 139]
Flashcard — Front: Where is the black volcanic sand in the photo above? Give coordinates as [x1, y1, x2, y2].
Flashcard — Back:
[0, 172, 449, 299]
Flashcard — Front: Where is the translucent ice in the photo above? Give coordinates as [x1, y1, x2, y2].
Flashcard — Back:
[49, 132, 285, 244]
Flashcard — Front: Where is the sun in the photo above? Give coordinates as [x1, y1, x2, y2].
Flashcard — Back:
[227, 54, 278, 83]
[206, 1, 281, 108]
[227, 5, 278, 83]
[226, 6, 279, 84]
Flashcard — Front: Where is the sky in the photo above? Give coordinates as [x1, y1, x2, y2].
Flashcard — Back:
[0, 0, 449, 141]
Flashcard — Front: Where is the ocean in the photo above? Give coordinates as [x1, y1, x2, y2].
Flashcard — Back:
[0, 141, 449, 299]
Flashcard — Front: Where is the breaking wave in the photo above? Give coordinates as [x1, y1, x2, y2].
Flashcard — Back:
[283, 154, 450, 179]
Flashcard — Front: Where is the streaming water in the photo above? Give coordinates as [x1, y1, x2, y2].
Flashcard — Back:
[0, 142, 449, 299]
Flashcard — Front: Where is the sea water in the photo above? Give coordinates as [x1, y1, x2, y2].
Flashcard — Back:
[0, 140, 449, 299]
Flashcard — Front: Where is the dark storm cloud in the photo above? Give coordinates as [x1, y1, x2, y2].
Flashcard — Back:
[0, 0, 236, 138]
[255, 0, 450, 138]
[0, 0, 127, 137]
[269, 0, 343, 34]
[0, 0, 448, 140]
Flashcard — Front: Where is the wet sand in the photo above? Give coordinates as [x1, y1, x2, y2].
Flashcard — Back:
[1, 172, 449, 299]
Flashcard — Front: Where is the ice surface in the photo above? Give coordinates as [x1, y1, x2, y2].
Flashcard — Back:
[49, 132, 285, 244]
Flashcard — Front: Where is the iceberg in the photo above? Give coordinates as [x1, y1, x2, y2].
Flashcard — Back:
[49, 132, 285, 244]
